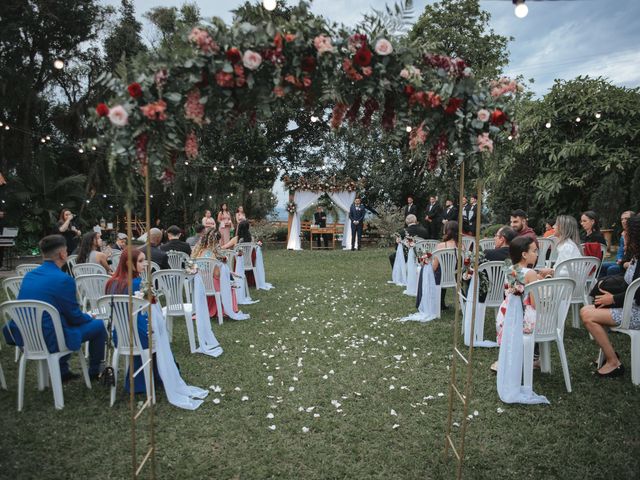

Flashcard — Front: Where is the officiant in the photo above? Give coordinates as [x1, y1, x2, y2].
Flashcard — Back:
[313, 206, 329, 248]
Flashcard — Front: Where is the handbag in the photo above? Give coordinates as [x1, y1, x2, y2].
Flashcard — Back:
[589, 274, 628, 306]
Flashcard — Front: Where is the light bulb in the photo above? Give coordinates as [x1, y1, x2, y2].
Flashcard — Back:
[508, 135, 513, 141]
[53, 58, 65, 70]
[4, 125, 9, 130]
[310, 115, 319, 123]
[406, 126, 412, 132]
[514, 2, 528, 18]
[263, 0, 277, 11]
[184, 161, 189, 165]
[595, 112, 601, 119]
[381, 159, 385, 163]
[545, 122, 551, 129]
[41, 138, 46, 143]
[266, 167, 271, 172]
[213, 166, 218, 171]
[78, 148, 84, 153]
[575, 116, 581, 122]
[91, 146, 96, 151]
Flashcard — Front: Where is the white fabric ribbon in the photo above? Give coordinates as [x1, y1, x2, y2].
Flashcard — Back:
[218, 262, 250, 320]
[150, 303, 209, 410]
[463, 275, 497, 348]
[191, 275, 224, 357]
[254, 246, 274, 290]
[497, 295, 549, 405]
[234, 254, 259, 304]
[389, 243, 406, 286]
[403, 247, 418, 296]
[400, 264, 438, 323]
[327, 191, 357, 250]
[286, 191, 321, 250]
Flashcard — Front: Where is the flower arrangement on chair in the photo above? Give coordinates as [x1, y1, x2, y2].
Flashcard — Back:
[184, 259, 199, 275]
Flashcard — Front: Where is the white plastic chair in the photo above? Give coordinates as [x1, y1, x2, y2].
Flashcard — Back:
[139, 261, 161, 283]
[236, 243, 255, 288]
[536, 237, 555, 269]
[166, 250, 190, 270]
[193, 258, 224, 325]
[75, 274, 110, 319]
[3, 277, 23, 362]
[555, 257, 600, 328]
[432, 247, 458, 318]
[66, 255, 78, 276]
[153, 269, 197, 353]
[547, 237, 559, 266]
[461, 236, 475, 252]
[605, 277, 640, 385]
[110, 251, 122, 271]
[15, 264, 39, 276]
[73, 263, 107, 277]
[0, 299, 92, 410]
[415, 239, 439, 254]
[478, 261, 507, 310]
[96, 295, 155, 407]
[0, 343, 6, 390]
[479, 239, 495, 252]
[218, 249, 236, 272]
[523, 277, 575, 392]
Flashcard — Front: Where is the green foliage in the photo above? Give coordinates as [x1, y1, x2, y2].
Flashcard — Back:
[367, 202, 404, 247]
[104, 0, 146, 70]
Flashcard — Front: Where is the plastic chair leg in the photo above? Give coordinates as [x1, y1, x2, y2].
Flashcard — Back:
[556, 337, 572, 392]
[166, 316, 174, 342]
[17, 355, 27, 411]
[631, 335, 640, 386]
[0, 360, 7, 390]
[77, 351, 91, 389]
[46, 358, 64, 410]
[215, 293, 223, 325]
[522, 335, 535, 390]
[37, 360, 47, 391]
[571, 304, 581, 329]
[14, 346, 20, 362]
[435, 286, 442, 319]
[110, 349, 119, 407]
[540, 342, 552, 373]
[140, 350, 156, 405]
[184, 313, 197, 354]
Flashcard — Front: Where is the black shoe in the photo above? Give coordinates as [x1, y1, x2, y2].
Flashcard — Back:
[61, 371, 81, 383]
[597, 364, 625, 378]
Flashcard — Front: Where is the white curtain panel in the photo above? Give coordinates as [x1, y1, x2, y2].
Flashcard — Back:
[327, 191, 356, 249]
[286, 191, 321, 250]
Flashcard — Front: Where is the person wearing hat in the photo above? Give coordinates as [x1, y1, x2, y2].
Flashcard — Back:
[3, 234, 106, 382]
[113, 232, 128, 251]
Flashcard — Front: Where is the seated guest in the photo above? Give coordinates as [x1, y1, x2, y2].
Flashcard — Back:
[581, 214, 640, 377]
[580, 210, 607, 245]
[139, 228, 170, 269]
[160, 225, 192, 256]
[484, 226, 516, 261]
[537, 215, 582, 277]
[389, 214, 429, 268]
[77, 231, 112, 274]
[600, 210, 635, 278]
[221, 220, 253, 250]
[192, 228, 242, 318]
[543, 218, 556, 238]
[510, 209, 538, 245]
[113, 232, 128, 251]
[105, 249, 160, 393]
[186, 224, 206, 248]
[432, 221, 459, 310]
[3, 235, 106, 381]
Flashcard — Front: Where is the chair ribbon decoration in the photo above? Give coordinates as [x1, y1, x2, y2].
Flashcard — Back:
[463, 275, 497, 348]
[401, 264, 439, 323]
[191, 274, 224, 357]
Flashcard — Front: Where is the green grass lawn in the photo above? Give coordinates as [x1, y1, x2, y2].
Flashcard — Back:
[0, 249, 638, 479]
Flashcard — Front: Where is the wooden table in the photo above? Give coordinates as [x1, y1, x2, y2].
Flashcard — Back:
[310, 227, 336, 250]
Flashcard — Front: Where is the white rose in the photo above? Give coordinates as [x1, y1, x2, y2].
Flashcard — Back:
[477, 109, 491, 123]
[242, 50, 263, 70]
[108, 105, 129, 127]
[374, 38, 393, 56]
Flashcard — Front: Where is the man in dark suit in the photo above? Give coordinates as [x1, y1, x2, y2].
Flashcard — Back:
[349, 197, 366, 250]
[313, 206, 328, 248]
[484, 226, 516, 261]
[403, 195, 417, 219]
[466, 194, 479, 235]
[160, 225, 192, 255]
[424, 195, 443, 240]
[441, 198, 458, 235]
[140, 228, 170, 269]
[3, 235, 106, 381]
[389, 214, 429, 268]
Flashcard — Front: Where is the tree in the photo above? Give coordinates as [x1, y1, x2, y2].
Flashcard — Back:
[408, 0, 511, 80]
[104, 0, 146, 70]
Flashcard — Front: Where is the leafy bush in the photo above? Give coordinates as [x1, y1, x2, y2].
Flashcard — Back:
[367, 203, 404, 248]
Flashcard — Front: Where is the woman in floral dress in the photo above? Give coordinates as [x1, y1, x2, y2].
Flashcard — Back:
[217, 203, 233, 244]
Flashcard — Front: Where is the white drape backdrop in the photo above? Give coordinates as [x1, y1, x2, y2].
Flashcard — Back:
[328, 191, 357, 249]
[287, 191, 321, 250]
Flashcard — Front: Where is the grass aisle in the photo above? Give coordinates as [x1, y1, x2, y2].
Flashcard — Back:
[0, 249, 639, 479]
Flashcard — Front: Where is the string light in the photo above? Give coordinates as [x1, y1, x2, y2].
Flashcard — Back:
[53, 58, 65, 70]
[266, 167, 270, 172]
[508, 135, 513, 141]
[595, 112, 602, 119]
[545, 122, 551, 129]
[263, 0, 277, 12]
[310, 115, 319, 123]
[514, 0, 528, 18]
[575, 116, 581, 122]
[78, 147, 84, 153]
[405, 126, 412, 132]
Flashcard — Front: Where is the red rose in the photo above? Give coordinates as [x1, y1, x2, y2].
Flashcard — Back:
[95, 103, 109, 117]
[491, 109, 507, 126]
[302, 77, 312, 88]
[403, 85, 415, 97]
[226, 48, 242, 64]
[444, 97, 463, 115]
[463, 257, 471, 266]
[353, 47, 372, 67]
[127, 82, 143, 98]
[301, 55, 317, 73]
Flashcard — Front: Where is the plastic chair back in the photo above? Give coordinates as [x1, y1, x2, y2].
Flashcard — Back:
[140, 261, 161, 282]
[524, 278, 575, 341]
[461, 237, 475, 252]
[96, 295, 148, 352]
[66, 255, 78, 276]
[75, 274, 110, 317]
[536, 237, 555, 269]
[73, 263, 107, 276]
[153, 269, 188, 316]
[218, 249, 236, 271]
[554, 257, 600, 302]
[1, 300, 68, 357]
[433, 248, 458, 289]
[619, 277, 640, 330]
[479, 239, 495, 251]
[110, 251, 122, 271]
[167, 250, 189, 270]
[193, 258, 218, 295]
[236, 243, 255, 270]
[3, 276, 23, 300]
[415, 239, 439, 253]
[478, 261, 507, 308]
[15, 264, 39, 277]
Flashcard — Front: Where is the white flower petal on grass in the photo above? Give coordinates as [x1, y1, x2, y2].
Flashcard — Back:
[268, 425, 276, 431]
[266, 413, 274, 419]
[389, 385, 395, 390]
[241, 396, 249, 402]
[390, 409, 397, 416]
[393, 355, 402, 361]
[267, 375, 274, 382]
[293, 376, 299, 381]
[306, 406, 315, 413]
[331, 400, 341, 408]
[453, 422, 460, 427]
[474, 410, 479, 416]
[234, 387, 241, 391]
[329, 369, 335, 375]
[289, 386, 295, 392]
[213, 398, 221, 404]
[322, 375, 328, 380]
[437, 392, 444, 397]
[497, 408, 505, 414]
[392, 424, 400, 429]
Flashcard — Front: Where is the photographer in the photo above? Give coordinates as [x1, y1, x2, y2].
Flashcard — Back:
[56, 208, 81, 255]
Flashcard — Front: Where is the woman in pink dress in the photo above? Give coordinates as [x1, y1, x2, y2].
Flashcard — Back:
[191, 228, 240, 318]
[202, 209, 216, 229]
[217, 203, 233, 244]
[235, 206, 246, 225]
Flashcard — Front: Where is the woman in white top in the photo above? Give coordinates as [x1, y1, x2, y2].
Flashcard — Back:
[538, 215, 582, 277]
[202, 209, 216, 229]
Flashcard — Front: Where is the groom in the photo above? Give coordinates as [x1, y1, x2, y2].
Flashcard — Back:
[349, 197, 366, 250]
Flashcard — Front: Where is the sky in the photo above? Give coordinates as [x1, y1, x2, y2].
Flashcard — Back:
[101, 0, 640, 213]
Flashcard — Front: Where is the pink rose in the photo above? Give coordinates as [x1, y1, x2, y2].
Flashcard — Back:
[477, 132, 493, 153]
[361, 66, 373, 77]
[374, 38, 393, 56]
[477, 109, 490, 122]
[313, 35, 334, 55]
[108, 105, 128, 127]
[400, 68, 410, 79]
[242, 50, 262, 70]
[188, 27, 219, 55]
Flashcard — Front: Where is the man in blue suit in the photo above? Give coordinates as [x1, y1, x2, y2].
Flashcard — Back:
[3, 235, 106, 381]
[349, 197, 366, 251]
